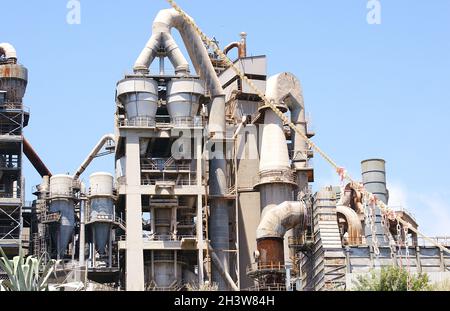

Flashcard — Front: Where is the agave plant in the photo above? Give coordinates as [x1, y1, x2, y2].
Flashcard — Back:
[0, 247, 57, 291]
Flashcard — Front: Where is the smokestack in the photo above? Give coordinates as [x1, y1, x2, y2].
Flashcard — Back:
[361, 159, 390, 246]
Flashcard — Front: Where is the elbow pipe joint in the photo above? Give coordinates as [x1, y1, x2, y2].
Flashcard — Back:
[73, 134, 116, 180]
[256, 201, 308, 240]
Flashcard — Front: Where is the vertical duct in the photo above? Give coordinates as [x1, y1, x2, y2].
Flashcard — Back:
[254, 105, 298, 283]
[265, 73, 309, 195]
[361, 159, 390, 246]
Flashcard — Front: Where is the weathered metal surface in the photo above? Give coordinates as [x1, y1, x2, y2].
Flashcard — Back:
[257, 237, 284, 266]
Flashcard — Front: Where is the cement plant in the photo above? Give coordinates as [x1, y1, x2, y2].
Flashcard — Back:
[0, 5, 449, 292]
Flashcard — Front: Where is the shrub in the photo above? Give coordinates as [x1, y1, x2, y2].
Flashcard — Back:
[352, 266, 431, 291]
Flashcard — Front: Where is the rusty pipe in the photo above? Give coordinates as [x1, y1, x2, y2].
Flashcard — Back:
[336, 205, 363, 245]
[223, 42, 240, 56]
[23, 137, 52, 177]
[223, 32, 247, 59]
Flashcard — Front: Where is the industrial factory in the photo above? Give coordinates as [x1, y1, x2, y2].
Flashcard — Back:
[1, 7, 449, 292]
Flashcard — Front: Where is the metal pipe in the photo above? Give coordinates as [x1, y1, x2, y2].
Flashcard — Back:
[133, 8, 224, 97]
[265, 73, 307, 176]
[79, 200, 86, 266]
[223, 32, 247, 59]
[336, 205, 363, 245]
[256, 201, 307, 240]
[223, 42, 240, 56]
[23, 137, 52, 177]
[73, 134, 115, 180]
[208, 246, 239, 291]
[0, 43, 17, 62]
[134, 10, 190, 75]
[259, 110, 290, 172]
[232, 116, 247, 140]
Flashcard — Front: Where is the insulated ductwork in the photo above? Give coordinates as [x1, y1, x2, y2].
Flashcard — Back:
[256, 201, 307, 240]
[265, 72, 309, 185]
[256, 201, 307, 283]
[259, 110, 290, 173]
[265, 73, 305, 157]
[74, 134, 115, 180]
[134, 9, 190, 75]
[336, 205, 363, 245]
[133, 8, 225, 138]
[0, 43, 17, 62]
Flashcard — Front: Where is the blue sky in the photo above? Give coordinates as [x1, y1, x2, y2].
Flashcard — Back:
[1, 0, 449, 236]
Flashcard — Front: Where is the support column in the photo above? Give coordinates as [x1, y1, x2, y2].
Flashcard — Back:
[196, 137, 204, 285]
[79, 200, 86, 266]
[125, 135, 145, 291]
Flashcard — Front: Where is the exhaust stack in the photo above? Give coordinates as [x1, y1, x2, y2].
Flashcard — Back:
[361, 159, 390, 246]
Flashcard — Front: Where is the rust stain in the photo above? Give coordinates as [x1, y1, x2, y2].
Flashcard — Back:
[1, 66, 11, 77]
[257, 237, 284, 266]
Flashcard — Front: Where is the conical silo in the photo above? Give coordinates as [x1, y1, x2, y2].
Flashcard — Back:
[116, 77, 158, 123]
[49, 174, 75, 258]
[166, 78, 204, 125]
[89, 172, 114, 255]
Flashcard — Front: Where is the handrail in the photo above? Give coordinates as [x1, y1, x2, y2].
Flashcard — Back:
[141, 178, 197, 186]
[118, 116, 203, 128]
[119, 234, 196, 242]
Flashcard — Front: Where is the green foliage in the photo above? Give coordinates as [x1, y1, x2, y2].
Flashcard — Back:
[0, 247, 57, 291]
[352, 266, 431, 291]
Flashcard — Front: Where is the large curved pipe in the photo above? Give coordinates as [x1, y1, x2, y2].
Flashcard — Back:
[223, 32, 247, 59]
[257, 201, 307, 240]
[0, 43, 17, 61]
[133, 9, 223, 94]
[336, 205, 363, 245]
[73, 134, 115, 180]
[265, 73, 306, 163]
[134, 9, 190, 75]
[223, 42, 240, 56]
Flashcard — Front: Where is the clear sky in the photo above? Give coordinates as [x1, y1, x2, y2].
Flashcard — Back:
[1, 0, 449, 236]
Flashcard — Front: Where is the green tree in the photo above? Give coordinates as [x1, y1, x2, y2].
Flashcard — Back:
[353, 266, 431, 291]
